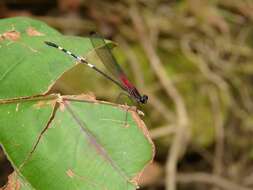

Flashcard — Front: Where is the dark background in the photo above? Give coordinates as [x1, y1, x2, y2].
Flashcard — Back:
[1, 0, 253, 190]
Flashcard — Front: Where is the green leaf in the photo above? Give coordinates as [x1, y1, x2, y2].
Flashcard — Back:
[0, 17, 154, 190]
[1, 95, 153, 190]
[0, 17, 108, 99]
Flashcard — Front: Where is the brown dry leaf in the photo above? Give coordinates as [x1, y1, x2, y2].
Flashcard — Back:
[138, 162, 162, 186]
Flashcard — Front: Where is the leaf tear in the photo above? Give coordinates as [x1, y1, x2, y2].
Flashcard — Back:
[18, 100, 58, 170]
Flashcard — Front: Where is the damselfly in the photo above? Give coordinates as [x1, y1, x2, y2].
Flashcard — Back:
[45, 32, 148, 104]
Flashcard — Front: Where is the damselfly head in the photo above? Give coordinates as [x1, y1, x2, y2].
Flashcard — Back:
[140, 95, 148, 104]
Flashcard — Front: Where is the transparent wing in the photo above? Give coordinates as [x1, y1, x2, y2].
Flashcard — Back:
[89, 33, 132, 88]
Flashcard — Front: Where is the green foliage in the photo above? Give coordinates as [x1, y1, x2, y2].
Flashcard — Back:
[0, 17, 154, 190]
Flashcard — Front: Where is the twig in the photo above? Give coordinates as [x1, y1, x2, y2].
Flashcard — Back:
[181, 34, 231, 104]
[209, 88, 225, 190]
[177, 172, 252, 190]
[149, 126, 176, 139]
[147, 93, 175, 122]
[130, 4, 189, 190]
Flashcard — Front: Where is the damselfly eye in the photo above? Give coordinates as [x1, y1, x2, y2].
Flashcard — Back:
[140, 95, 148, 104]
